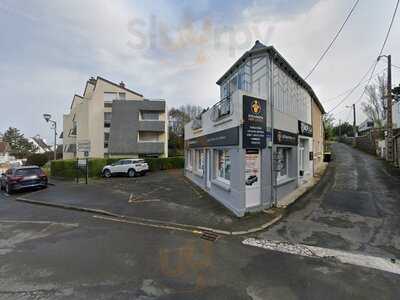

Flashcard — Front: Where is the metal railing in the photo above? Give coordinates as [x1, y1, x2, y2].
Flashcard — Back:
[210, 96, 233, 122]
[191, 117, 202, 130]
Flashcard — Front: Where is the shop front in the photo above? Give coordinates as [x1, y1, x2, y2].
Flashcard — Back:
[298, 120, 314, 185]
[184, 94, 268, 217]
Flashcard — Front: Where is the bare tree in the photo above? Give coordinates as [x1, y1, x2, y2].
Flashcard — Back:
[178, 104, 203, 121]
[361, 74, 386, 129]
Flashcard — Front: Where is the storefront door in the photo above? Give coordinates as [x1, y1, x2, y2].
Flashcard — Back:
[299, 139, 305, 177]
[245, 149, 261, 208]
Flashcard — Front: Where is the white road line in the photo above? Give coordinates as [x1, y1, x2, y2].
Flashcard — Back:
[0, 220, 79, 227]
[243, 238, 400, 275]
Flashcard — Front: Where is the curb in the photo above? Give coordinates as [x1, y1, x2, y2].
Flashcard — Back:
[16, 197, 121, 218]
[15, 197, 282, 236]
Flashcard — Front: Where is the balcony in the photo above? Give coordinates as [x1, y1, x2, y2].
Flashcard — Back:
[136, 142, 164, 154]
[210, 96, 233, 122]
[138, 120, 165, 132]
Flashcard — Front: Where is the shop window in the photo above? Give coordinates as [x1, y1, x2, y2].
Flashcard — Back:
[276, 147, 290, 182]
[195, 149, 204, 174]
[214, 149, 231, 184]
[186, 150, 192, 170]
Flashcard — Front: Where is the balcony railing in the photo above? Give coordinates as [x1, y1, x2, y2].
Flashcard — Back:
[191, 116, 202, 130]
[210, 96, 233, 122]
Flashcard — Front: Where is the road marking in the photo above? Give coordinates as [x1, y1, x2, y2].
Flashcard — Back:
[243, 238, 400, 275]
[0, 219, 79, 227]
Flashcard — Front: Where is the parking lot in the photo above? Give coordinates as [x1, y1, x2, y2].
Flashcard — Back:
[5, 169, 280, 233]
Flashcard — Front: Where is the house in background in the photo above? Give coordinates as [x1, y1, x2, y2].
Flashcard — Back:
[29, 135, 52, 153]
[0, 141, 11, 163]
[184, 41, 325, 217]
[63, 76, 168, 159]
[312, 100, 325, 173]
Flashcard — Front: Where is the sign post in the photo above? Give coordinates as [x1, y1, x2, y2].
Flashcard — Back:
[77, 140, 91, 185]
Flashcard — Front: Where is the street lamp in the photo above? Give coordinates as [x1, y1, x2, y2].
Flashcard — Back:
[43, 113, 57, 160]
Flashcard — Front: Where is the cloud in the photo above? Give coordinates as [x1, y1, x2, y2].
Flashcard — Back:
[0, 0, 399, 143]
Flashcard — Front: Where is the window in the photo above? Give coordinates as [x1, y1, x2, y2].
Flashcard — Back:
[104, 92, 125, 102]
[214, 149, 231, 184]
[104, 92, 117, 102]
[138, 132, 159, 142]
[141, 111, 160, 120]
[187, 150, 192, 170]
[276, 147, 289, 182]
[195, 149, 204, 174]
[104, 112, 112, 128]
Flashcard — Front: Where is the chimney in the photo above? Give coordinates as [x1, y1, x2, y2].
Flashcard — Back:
[88, 76, 96, 85]
[119, 81, 125, 88]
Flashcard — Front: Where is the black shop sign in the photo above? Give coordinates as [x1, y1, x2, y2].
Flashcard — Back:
[273, 129, 298, 146]
[298, 120, 313, 137]
[242, 95, 266, 148]
[186, 126, 239, 148]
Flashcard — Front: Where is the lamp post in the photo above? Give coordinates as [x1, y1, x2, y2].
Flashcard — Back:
[43, 113, 57, 161]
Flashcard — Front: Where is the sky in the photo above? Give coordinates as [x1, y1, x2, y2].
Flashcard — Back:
[0, 0, 399, 143]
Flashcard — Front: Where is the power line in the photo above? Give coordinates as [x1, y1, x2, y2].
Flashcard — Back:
[392, 64, 400, 69]
[330, 0, 399, 112]
[324, 67, 386, 103]
[353, 0, 399, 106]
[327, 61, 375, 113]
[327, 66, 387, 112]
[304, 0, 360, 80]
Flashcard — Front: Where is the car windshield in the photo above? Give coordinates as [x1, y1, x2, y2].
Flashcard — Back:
[15, 168, 41, 176]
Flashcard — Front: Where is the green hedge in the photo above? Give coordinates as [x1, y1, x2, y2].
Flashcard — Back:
[50, 157, 184, 178]
[26, 153, 51, 167]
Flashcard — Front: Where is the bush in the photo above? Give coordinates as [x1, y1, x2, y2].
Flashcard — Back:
[145, 157, 184, 171]
[50, 159, 77, 178]
[26, 153, 51, 167]
[50, 156, 184, 179]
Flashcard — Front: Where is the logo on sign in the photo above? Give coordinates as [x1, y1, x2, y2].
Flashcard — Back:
[251, 100, 261, 114]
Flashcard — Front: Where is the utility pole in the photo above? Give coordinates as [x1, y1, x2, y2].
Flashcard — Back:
[339, 119, 342, 138]
[353, 103, 357, 137]
[387, 54, 393, 162]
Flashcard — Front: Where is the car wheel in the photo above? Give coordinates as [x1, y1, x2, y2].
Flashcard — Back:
[103, 169, 112, 178]
[127, 169, 136, 178]
[5, 184, 13, 195]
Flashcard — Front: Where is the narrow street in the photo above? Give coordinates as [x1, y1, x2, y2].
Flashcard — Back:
[260, 143, 400, 259]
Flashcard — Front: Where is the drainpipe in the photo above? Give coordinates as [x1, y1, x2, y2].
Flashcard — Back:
[269, 52, 277, 207]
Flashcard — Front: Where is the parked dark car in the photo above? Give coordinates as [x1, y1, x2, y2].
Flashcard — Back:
[0, 166, 48, 194]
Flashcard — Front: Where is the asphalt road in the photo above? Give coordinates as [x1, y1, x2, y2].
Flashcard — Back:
[0, 143, 399, 299]
[260, 143, 400, 258]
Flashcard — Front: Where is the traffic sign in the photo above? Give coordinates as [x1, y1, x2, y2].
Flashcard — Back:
[77, 140, 91, 152]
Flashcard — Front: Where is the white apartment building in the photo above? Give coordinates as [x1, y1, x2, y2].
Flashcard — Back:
[63, 76, 168, 159]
